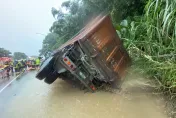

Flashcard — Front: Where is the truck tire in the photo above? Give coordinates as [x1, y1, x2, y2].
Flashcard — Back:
[44, 72, 59, 84]
[36, 57, 55, 80]
[36, 66, 53, 80]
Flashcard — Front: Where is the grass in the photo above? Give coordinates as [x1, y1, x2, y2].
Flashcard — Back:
[119, 0, 176, 93]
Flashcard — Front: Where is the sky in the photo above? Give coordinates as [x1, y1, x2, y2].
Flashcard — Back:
[0, 0, 65, 56]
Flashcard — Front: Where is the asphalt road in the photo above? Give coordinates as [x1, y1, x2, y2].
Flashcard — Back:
[0, 71, 168, 118]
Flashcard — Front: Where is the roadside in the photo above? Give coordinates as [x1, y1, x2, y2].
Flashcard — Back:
[0, 70, 26, 92]
[163, 91, 176, 118]
[0, 75, 15, 90]
[122, 70, 176, 118]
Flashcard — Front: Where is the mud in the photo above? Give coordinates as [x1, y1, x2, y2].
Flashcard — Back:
[0, 72, 168, 118]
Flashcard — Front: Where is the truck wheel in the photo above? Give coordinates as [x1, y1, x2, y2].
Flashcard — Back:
[44, 72, 58, 84]
[36, 67, 53, 80]
[36, 57, 55, 80]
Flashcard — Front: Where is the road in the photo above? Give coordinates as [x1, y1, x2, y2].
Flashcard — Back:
[0, 71, 168, 118]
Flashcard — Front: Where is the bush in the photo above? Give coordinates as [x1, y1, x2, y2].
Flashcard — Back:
[119, 0, 176, 90]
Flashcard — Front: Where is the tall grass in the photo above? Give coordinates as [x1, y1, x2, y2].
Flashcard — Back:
[120, 0, 176, 92]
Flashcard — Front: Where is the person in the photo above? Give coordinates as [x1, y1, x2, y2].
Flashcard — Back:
[6, 66, 10, 79]
[14, 61, 20, 75]
[31, 59, 35, 69]
[21, 60, 27, 70]
[10, 61, 14, 73]
[35, 57, 41, 69]
[24, 60, 27, 69]
[26, 60, 31, 68]
[14, 61, 22, 74]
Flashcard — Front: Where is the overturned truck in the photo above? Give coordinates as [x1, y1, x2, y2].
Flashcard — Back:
[36, 15, 131, 92]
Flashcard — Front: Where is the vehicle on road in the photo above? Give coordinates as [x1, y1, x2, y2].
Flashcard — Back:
[36, 14, 131, 92]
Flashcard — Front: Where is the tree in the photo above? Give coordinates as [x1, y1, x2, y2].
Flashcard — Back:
[81, 0, 147, 23]
[39, 33, 61, 57]
[49, 0, 95, 43]
[0, 48, 12, 57]
[13, 52, 27, 60]
[50, 0, 147, 39]
[40, 0, 147, 56]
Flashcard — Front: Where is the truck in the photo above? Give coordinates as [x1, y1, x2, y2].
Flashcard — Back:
[36, 14, 131, 92]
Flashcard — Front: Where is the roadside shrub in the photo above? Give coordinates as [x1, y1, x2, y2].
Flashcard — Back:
[118, 0, 176, 90]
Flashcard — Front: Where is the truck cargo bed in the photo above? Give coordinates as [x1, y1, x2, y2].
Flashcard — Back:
[57, 15, 130, 82]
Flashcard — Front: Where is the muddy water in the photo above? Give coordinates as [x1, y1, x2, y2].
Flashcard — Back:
[0, 72, 168, 118]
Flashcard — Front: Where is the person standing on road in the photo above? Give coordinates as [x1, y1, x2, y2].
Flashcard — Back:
[6, 66, 10, 79]
[18, 61, 22, 72]
[35, 57, 41, 69]
[21, 60, 26, 70]
[10, 61, 14, 74]
[14, 61, 20, 75]
[31, 59, 35, 69]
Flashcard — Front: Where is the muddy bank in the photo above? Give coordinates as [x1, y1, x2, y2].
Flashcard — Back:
[120, 73, 176, 118]
[160, 89, 176, 118]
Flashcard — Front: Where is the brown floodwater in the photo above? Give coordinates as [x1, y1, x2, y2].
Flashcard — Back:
[0, 71, 168, 118]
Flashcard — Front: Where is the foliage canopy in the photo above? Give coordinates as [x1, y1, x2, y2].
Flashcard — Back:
[0, 48, 12, 57]
[13, 52, 28, 60]
[40, 0, 147, 56]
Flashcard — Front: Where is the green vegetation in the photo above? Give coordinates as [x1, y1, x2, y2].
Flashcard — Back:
[13, 52, 27, 60]
[40, 0, 176, 92]
[0, 48, 12, 57]
[0, 48, 27, 60]
[120, 0, 176, 91]
[39, 33, 60, 57]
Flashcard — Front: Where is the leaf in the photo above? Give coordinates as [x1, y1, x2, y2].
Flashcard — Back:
[120, 20, 128, 27]
[162, 10, 174, 35]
